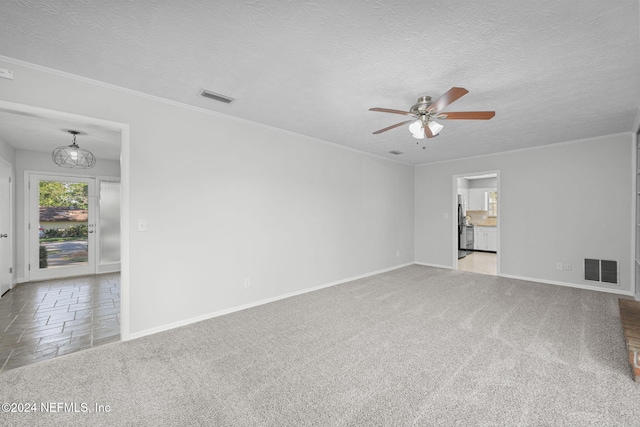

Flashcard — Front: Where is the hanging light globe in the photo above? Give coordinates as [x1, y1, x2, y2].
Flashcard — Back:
[52, 130, 96, 168]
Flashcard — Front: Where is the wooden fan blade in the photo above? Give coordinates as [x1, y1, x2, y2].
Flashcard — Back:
[372, 120, 414, 134]
[426, 87, 469, 113]
[437, 111, 495, 120]
[369, 108, 417, 117]
[424, 125, 434, 138]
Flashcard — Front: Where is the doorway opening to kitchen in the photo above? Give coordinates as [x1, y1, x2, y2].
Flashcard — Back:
[454, 171, 499, 276]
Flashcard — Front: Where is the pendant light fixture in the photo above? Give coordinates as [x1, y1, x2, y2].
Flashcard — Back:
[52, 130, 96, 169]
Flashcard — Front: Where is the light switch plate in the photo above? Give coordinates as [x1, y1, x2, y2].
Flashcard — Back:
[137, 219, 147, 232]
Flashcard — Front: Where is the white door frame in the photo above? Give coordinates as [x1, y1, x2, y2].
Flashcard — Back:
[0, 157, 13, 297]
[0, 100, 131, 341]
[26, 173, 122, 279]
[452, 170, 501, 275]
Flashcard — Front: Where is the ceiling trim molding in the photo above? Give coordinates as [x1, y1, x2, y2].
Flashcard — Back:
[415, 131, 633, 167]
[0, 55, 413, 167]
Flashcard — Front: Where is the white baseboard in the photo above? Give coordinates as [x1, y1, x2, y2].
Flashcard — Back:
[413, 262, 635, 297]
[414, 262, 454, 270]
[126, 262, 414, 341]
[499, 273, 635, 296]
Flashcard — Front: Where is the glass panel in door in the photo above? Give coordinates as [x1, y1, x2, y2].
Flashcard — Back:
[30, 175, 95, 280]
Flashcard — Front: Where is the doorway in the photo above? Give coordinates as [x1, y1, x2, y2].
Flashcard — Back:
[0, 158, 11, 296]
[0, 99, 130, 341]
[454, 171, 500, 275]
[28, 173, 120, 281]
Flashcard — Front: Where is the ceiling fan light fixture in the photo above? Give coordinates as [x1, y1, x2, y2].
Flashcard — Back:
[427, 120, 444, 136]
[52, 130, 96, 169]
[370, 87, 494, 141]
[409, 119, 425, 139]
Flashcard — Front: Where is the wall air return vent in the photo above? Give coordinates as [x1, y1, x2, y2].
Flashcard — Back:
[584, 259, 600, 282]
[584, 259, 618, 284]
[199, 89, 234, 104]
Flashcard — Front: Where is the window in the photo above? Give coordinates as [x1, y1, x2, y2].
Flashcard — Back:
[485, 191, 498, 216]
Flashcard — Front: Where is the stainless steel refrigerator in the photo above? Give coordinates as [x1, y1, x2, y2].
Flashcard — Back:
[458, 195, 474, 258]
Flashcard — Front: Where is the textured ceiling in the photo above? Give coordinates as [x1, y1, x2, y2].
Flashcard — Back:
[0, 0, 638, 165]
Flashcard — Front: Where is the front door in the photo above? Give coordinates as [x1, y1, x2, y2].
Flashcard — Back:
[29, 174, 96, 280]
[0, 159, 11, 296]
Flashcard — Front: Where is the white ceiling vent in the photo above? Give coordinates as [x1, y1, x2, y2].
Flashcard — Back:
[199, 89, 234, 104]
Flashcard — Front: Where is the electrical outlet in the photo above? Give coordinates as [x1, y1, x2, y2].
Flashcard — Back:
[244, 278, 251, 288]
[565, 264, 572, 271]
[556, 263, 563, 271]
[0, 68, 13, 80]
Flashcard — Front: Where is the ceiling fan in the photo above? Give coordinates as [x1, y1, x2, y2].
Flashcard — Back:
[369, 87, 495, 140]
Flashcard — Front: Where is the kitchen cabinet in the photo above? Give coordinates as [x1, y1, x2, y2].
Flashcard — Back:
[467, 189, 485, 210]
[474, 226, 497, 252]
[467, 187, 498, 212]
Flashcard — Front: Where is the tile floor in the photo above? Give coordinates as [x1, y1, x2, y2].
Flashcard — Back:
[458, 251, 497, 275]
[0, 273, 120, 373]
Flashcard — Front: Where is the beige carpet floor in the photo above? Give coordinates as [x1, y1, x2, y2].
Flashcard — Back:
[1, 264, 639, 426]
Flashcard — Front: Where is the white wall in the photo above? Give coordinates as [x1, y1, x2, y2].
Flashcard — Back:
[416, 133, 634, 294]
[468, 177, 497, 189]
[0, 59, 415, 336]
[0, 136, 15, 165]
[14, 149, 120, 281]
